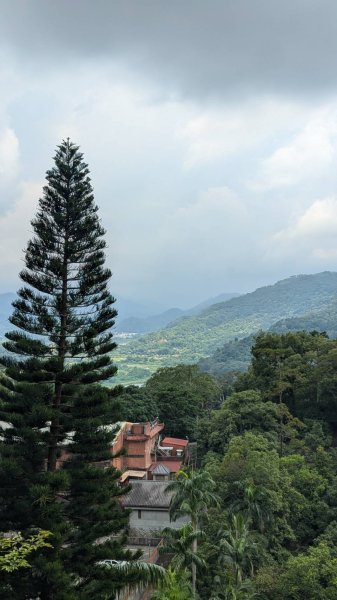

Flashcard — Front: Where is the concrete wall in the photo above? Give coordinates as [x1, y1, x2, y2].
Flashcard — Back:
[129, 508, 188, 530]
[125, 439, 152, 469]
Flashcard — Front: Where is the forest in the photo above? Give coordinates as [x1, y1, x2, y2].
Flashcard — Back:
[120, 330, 337, 599]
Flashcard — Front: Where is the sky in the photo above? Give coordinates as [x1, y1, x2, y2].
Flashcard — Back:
[1, 1, 337, 309]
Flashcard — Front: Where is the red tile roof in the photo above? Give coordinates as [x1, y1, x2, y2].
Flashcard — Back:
[149, 423, 165, 438]
[162, 437, 189, 447]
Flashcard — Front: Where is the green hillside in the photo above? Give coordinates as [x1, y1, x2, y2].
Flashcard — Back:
[198, 335, 255, 375]
[199, 295, 337, 376]
[114, 271, 337, 384]
[270, 297, 337, 338]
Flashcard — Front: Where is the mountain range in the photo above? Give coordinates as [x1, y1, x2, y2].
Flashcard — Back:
[0, 291, 239, 339]
[115, 292, 240, 333]
[0, 292, 161, 338]
[114, 272, 337, 385]
[199, 296, 337, 375]
[2, 273, 337, 387]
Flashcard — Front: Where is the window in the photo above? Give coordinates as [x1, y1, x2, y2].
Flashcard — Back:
[138, 510, 142, 519]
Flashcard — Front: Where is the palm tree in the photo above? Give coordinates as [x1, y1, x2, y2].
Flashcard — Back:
[150, 567, 193, 600]
[216, 514, 259, 586]
[161, 523, 206, 575]
[166, 469, 219, 596]
[231, 483, 270, 533]
[211, 578, 262, 599]
[97, 559, 166, 598]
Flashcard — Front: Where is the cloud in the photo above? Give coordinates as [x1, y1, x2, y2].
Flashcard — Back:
[2, 1, 337, 99]
[266, 198, 337, 274]
[180, 99, 305, 168]
[275, 197, 337, 242]
[169, 186, 248, 235]
[135, 186, 258, 302]
[0, 124, 21, 215]
[0, 127, 19, 181]
[3, 2, 337, 306]
[107, 186, 252, 303]
[252, 112, 337, 191]
[0, 181, 40, 287]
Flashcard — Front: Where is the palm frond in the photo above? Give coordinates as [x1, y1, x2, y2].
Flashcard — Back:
[96, 559, 166, 598]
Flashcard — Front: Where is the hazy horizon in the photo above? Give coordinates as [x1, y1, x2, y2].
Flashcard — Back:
[0, 269, 336, 316]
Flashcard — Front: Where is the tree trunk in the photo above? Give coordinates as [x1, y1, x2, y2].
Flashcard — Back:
[191, 516, 197, 597]
[47, 227, 68, 471]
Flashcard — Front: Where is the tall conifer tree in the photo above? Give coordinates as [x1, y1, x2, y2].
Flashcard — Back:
[65, 385, 141, 599]
[0, 140, 132, 599]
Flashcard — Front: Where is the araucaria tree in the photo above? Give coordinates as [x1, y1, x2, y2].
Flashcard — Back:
[0, 140, 132, 599]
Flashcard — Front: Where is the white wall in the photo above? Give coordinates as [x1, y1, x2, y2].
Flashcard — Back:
[129, 508, 188, 530]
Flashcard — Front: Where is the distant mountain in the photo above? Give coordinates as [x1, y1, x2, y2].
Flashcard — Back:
[269, 297, 337, 338]
[0, 290, 239, 339]
[116, 308, 184, 334]
[199, 293, 337, 376]
[115, 292, 240, 334]
[0, 292, 167, 338]
[115, 272, 337, 385]
[184, 292, 241, 316]
[114, 297, 166, 321]
[3, 274, 337, 386]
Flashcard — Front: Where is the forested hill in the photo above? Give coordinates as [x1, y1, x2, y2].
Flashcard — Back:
[200, 295, 337, 375]
[270, 296, 337, 337]
[115, 272, 337, 384]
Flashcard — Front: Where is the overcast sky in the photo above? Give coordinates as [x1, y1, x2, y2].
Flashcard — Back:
[1, 1, 337, 308]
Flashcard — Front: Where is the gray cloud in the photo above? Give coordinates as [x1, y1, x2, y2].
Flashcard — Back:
[1, 2, 337, 307]
[2, 1, 337, 99]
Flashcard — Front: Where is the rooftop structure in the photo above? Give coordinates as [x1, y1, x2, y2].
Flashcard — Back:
[122, 481, 188, 531]
[161, 437, 189, 447]
[148, 459, 183, 481]
[111, 419, 165, 474]
[122, 481, 171, 509]
[151, 464, 170, 476]
[120, 470, 147, 483]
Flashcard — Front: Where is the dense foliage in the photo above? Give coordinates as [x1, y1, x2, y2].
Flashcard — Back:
[0, 531, 52, 573]
[191, 330, 337, 598]
[145, 365, 221, 439]
[117, 365, 221, 440]
[149, 331, 337, 598]
[117, 384, 159, 423]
